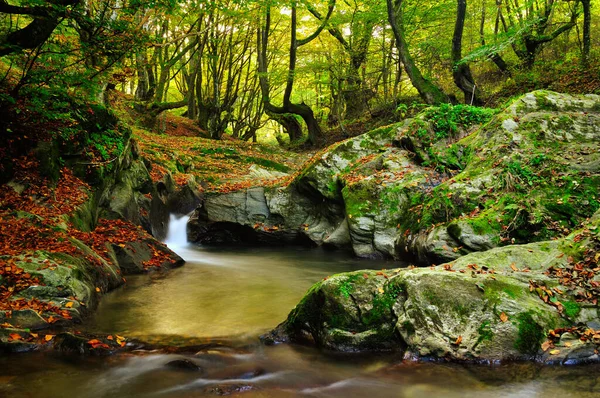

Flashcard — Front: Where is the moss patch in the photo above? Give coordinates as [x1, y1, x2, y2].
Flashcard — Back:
[514, 312, 544, 355]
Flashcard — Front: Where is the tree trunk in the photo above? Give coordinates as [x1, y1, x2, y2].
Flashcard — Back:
[257, 2, 324, 146]
[269, 113, 303, 142]
[582, 0, 591, 66]
[452, 0, 483, 105]
[387, 0, 448, 105]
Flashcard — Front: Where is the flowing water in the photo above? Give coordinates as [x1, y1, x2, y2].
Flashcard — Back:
[2, 214, 600, 397]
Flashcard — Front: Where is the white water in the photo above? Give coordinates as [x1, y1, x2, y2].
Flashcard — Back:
[164, 213, 190, 247]
[163, 213, 198, 261]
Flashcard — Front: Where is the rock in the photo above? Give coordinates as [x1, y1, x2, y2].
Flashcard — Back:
[270, 224, 600, 362]
[109, 239, 184, 274]
[248, 164, 288, 179]
[167, 179, 203, 215]
[8, 309, 48, 330]
[164, 358, 203, 371]
[189, 90, 600, 264]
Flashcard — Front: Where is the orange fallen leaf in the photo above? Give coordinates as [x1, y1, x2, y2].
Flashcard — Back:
[500, 312, 508, 322]
[454, 336, 462, 345]
[95, 287, 101, 293]
[510, 263, 518, 272]
[8, 333, 22, 341]
[549, 349, 560, 355]
[65, 302, 73, 308]
[541, 340, 552, 351]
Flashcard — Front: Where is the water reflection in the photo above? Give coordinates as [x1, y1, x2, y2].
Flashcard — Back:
[84, 244, 391, 339]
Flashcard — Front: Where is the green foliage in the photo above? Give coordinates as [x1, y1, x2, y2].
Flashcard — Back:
[424, 104, 496, 140]
[477, 321, 494, 344]
[505, 160, 539, 187]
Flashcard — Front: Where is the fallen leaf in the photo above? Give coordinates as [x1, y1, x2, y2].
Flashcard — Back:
[541, 340, 552, 351]
[500, 312, 508, 322]
[454, 336, 462, 345]
[45, 335, 54, 341]
[549, 349, 561, 355]
[8, 333, 22, 341]
[65, 302, 73, 308]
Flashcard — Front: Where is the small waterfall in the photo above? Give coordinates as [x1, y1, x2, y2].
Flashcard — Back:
[164, 213, 190, 248]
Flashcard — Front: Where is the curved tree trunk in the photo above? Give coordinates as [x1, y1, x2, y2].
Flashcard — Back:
[386, 0, 448, 105]
[453, 0, 483, 105]
[257, 2, 327, 146]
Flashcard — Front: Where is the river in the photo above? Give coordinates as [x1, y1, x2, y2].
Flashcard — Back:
[1, 215, 600, 397]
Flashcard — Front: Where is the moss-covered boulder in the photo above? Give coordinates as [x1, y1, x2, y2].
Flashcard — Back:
[189, 90, 599, 263]
[269, 217, 600, 362]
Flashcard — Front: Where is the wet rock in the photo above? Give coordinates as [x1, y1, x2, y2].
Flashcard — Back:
[272, 219, 600, 362]
[164, 358, 203, 371]
[9, 309, 48, 330]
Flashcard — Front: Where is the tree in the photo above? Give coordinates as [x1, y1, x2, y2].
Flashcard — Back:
[257, 0, 334, 145]
[0, 0, 80, 57]
[386, 0, 448, 105]
[453, 0, 483, 104]
[500, 0, 579, 69]
[306, 1, 381, 120]
[581, 0, 591, 66]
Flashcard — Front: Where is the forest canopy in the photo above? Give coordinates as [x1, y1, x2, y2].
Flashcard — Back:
[0, 0, 597, 145]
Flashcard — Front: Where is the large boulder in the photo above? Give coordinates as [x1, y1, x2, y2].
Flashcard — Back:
[268, 215, 600, 363]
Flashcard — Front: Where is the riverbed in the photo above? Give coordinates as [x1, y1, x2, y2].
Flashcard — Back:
[1, 217, 600, 397]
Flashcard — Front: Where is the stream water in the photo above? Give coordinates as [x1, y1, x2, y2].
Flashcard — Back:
[2, 214, 600, 397]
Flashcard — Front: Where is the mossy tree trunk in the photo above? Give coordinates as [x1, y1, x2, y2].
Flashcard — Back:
[386, 0, 448, 105]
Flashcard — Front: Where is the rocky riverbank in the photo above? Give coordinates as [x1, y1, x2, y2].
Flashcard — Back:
[256, 91, 600, 363]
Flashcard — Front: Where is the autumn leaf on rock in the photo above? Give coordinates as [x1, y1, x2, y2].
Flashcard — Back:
[500, 312, 508, 322]
[541, 340, 552, 351]
[8, 333, 22, 341]
[454, 336, 462, 345]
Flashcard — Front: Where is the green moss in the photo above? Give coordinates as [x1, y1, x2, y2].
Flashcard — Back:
[365, 123, 402, 140]
[362, 282, 404, 326]
[245, 156, 290, 172]
[533, 91, 559, 111]
[342, 181, 377, 217]
[338, 274, 362, 298]
[476, 321, 494, 345]
[562, 300, 581, 319]
[401, 320, 416, 336]
[514, 312, 544, 355]
[483, 278, 524, 305]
